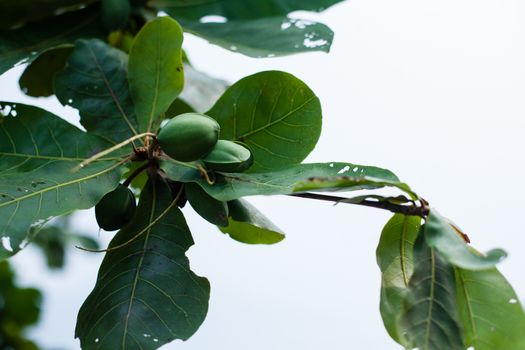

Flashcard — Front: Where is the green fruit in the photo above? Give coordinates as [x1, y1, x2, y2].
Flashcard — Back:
[157, 113, 220, 162]
[185, 183, 229, 227]
[101, 0, 131, 32]
[95, 184, 136, 231]
[203, 140, 253, 172]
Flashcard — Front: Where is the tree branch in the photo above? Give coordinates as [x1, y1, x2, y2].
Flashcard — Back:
[289, 192, 429, 217]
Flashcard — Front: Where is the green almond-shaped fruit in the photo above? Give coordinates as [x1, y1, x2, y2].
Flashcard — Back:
[203, 140, 253, 172]
[157, 113, 220, 162]
[185, 183, 229, 227]
[95, 184, 136, 231]
[101, 0, 131, 32]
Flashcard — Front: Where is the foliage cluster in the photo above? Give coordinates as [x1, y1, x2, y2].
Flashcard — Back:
[0, 1, 524, 349]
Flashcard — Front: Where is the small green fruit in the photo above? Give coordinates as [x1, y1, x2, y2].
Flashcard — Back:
[95, 184, 136, 231]
[101, 0, 131, 32]
[203, 140, 253, 172]
[157, 113, 220, 162]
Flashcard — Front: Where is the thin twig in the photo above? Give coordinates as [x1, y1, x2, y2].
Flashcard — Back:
[289, 192, 429, 217]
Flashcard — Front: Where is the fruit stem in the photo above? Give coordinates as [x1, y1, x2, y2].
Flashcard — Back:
[122, 161, 152, 187]
[74, 132, 156, 171]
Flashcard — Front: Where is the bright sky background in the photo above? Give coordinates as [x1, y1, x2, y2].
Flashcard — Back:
[2, 0, 525, 349]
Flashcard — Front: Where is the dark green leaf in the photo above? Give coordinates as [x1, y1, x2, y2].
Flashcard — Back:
[128, 16, 185, 133]
[0, 7, 104, 76]
[76, 175, 210, 349]
[456, 267, 525, 350]
[155, 0, 344, 56]
[400, 232, 464, 350]
[185, 182, 228, 227]
[0, 103, 124, 258]
[425, 210, 506, 270]
[19, 45, 73, 97]
[0, 0, 96, 29]
[179, 17, 334, 57]
[220, 199, 285, 244]
[376, 214, 421, 344]
[152, 0, 345, 20]
[162, 161, 402, 201]
[54, 39, 140, 144]
[207, 71, 322, 172]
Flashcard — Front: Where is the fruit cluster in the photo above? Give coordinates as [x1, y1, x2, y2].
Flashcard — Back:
[95, 113, 253, 231]
[158, 113, 253, 172]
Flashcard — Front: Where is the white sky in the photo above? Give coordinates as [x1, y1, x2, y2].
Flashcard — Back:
[2, 0, 525, 349]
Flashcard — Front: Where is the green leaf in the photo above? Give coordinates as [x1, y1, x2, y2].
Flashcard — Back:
[19, 45, 73, 98]
[76, 175, 210, 349]
[0, 7, 104, 76]
[376, 214, 421, 344]
[0, 103, 124, 258]
[0, 0, 96, 29]
[128, 17, 185, 133]
[400, 232, 464, 350]
[455, 267, 525, 350]
[162, 161, 401, 201]
[207, 71, 322, 172]
[425, 210, 507, 270]
[54, 39, 140, 144]
[219, 199, 285, 244]
[155, 0, 344, 56]
[185, 182, 229, 227]
[179, 17, 334, 57]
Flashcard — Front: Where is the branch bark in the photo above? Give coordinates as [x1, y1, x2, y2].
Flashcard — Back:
[289, 192, 429, 217]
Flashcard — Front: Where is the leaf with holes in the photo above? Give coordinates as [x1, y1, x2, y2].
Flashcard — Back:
[400, 232, 464, 350]
[178, 18, 334, 58]
[455, 267, 525, 350]
[54, 39, 140, 144]
[76, 175, 210, 349]
[425, 210, 507, 270]
[376, 214, 421, 344]
[220, 199, 285, 244]
[0, 6, 104, 76]
[162, 161, 402, 201]
[154, 0, 345, 20]
[128, 16, 185, 133]
[157, 0, 343, 57]
[0, 103, 125, 259]
[207, 71, 322, 172]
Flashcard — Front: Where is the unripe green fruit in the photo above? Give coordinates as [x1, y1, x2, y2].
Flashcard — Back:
[101, 0, 131, 32]
[95, 184, 136, 231]
[203, 140, 253, 172]
[157, 113, 220, 162]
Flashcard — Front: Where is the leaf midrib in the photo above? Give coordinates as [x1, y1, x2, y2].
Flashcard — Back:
[0, 152, 121, 161]
[122, 180, 157, 348]
[236, 95, 316, 139]
[86, 43, 139, 138]
[0, 160, 121, 209]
